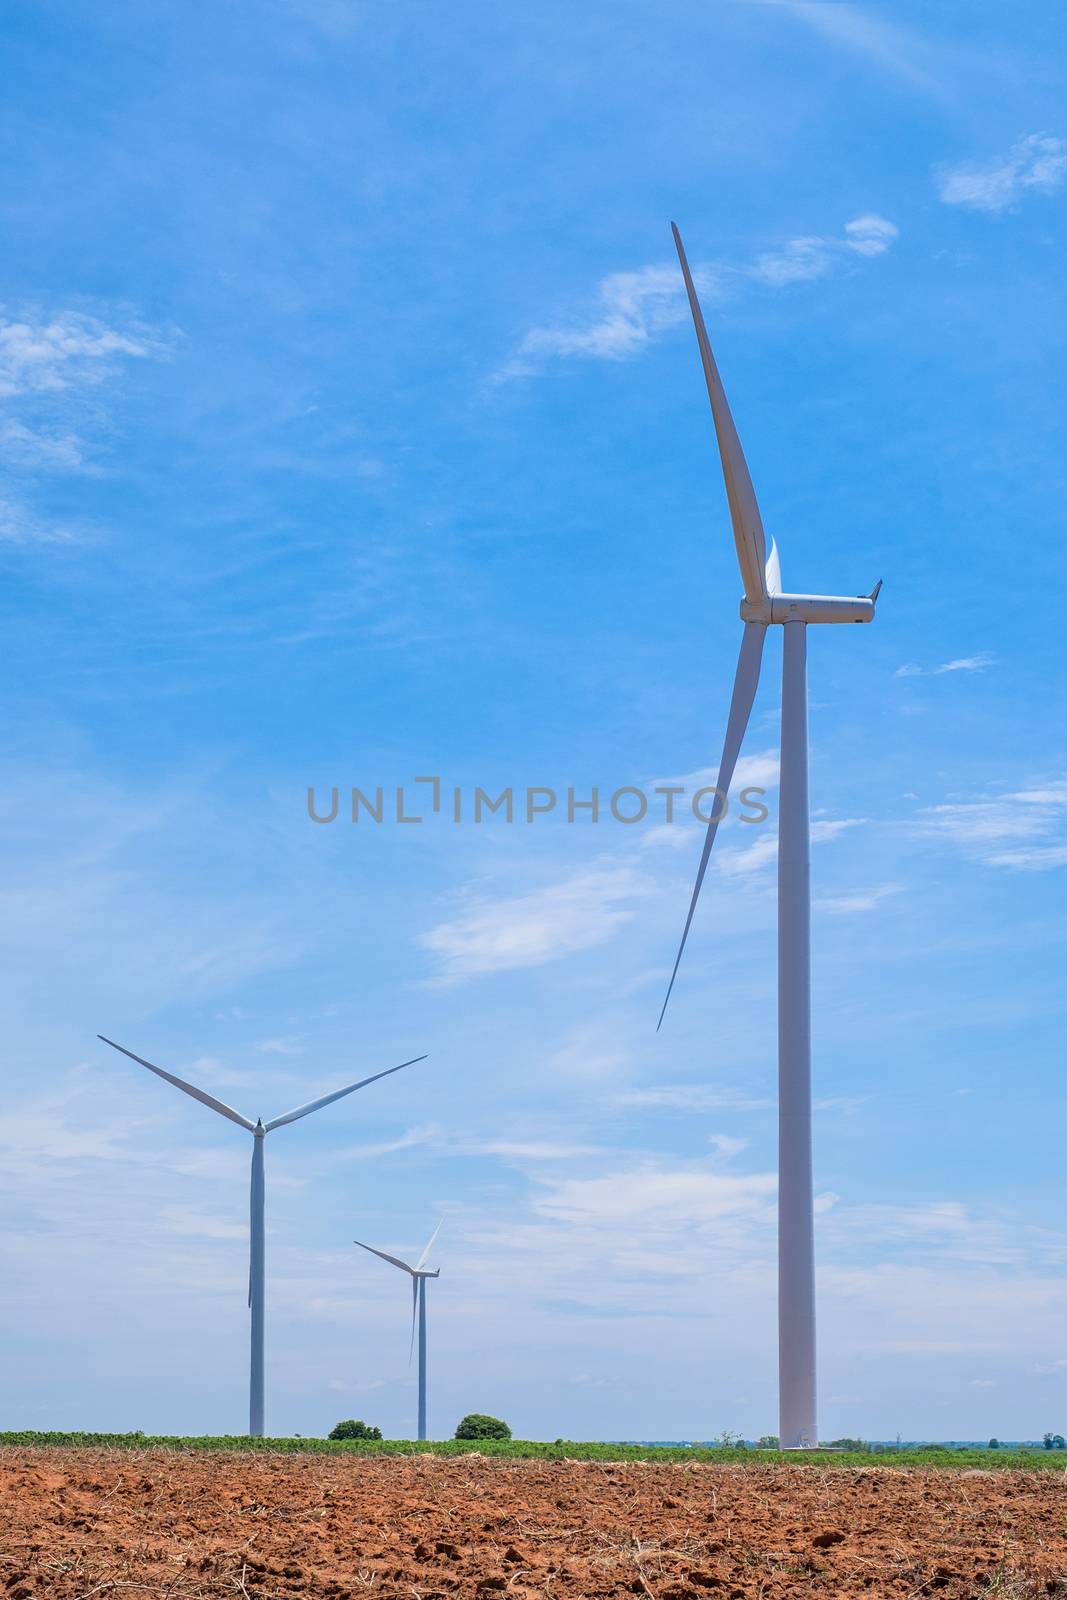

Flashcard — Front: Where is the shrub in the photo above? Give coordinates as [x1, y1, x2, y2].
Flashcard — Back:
[455, 1413, 511, 1441]
[328, 1419, 383, 1441]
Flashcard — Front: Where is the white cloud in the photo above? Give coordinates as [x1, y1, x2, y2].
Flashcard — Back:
[615, 1084, 773, 1113]
[418, 863, 646, 982]
[0, 493, 79, 545]
[754, 1, 941, 95]
[515, 268, 694, 368]
[0, 308, 168, 545]
[0, 419, 87, 471]
[255, 1037, 305, 1056]
[815, 882, 902, 914]
[814, 1096, 868, 1115]
[0, 310, 162, 398]
[708, 1133, 749, 1159]
[751, 215, 898, 287]
[657, 750, 780, 794]
[502, 264, 704, 379]
[937, 134, 1067, 213]
[547, 1019, 633, 1082]
[340, 1123, 439, 1161]
[844, 214, 900, 257]
[503, 216, 896, 378]
[533, 1163, 776, 1226]
[918, 780, 1067, 871]
[479, 1140, 604, 1161]
[983, 845, 1067, 871]
[161, 1205, 247, 1242]
[716, 830, 779, 878]
[896, 653, 994, 677]
[714, 813, 860, 880]
[810, 817, 865, 842]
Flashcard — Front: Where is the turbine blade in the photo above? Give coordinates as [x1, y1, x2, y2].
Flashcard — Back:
[657, 621, 767, 1030]
[671, 223, 768, 604]
[97, 1036, 256, 1131]
[408, 1276, 418, 1366]
[265, 1054, 427, 1132]
[765, 539, 782, 596]
[353, 1238, 416, 1275]
[414, 1217, 443, 1272]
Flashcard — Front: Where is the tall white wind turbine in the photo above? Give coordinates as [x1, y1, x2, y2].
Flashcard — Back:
[354, 1220, 442, 1441]
[98, 1034, 427, 1438]
[659, 224, 881, 1450]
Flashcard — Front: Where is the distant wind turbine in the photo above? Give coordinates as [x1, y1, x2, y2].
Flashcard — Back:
[98, 1034, 427, 1438]
[658, 225, 882, 1449]
[354, 1220, 442, 1441]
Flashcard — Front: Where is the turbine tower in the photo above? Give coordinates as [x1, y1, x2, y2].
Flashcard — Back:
[98, 1034, 427, 1438]
[354, 1220, 442, 1441]
[659, 224, 881, 1450]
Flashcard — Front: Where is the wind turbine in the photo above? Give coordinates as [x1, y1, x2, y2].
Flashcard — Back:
[354, 1220, 442, 1441]
[98, 1034, 427, 1438]
[658, 224, 881, 1450]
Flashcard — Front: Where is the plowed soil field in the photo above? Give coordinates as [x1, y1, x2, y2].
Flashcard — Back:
[2, 1448, 1066, 1598]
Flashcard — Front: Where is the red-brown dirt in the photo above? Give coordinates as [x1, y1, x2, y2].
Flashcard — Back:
[1, 1448, 1066, 1598]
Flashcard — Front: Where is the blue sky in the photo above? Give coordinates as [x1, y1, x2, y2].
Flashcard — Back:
[1, 0, 1065, 1443]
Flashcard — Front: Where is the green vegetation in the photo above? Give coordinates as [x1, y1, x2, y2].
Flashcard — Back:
[327, 1419, 383, 1441]
[1, 1431, 1065, 1470]
[455, 1413, 512, 1441]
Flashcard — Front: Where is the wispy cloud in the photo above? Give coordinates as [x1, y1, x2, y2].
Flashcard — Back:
[478, 1139, 604, 1161]
[0, 419, 87, 471]
[508, 264, 701, 373]
[615, 1084, 773, 1113]
[716, 831, 779, 878]
[810, 817, 865, 842]
[340, 1124, 439, 1161]
[896, 653, 994, 678]
[417, 863, 647, 983]
[534, 1163, 777, 1226]
[502, 216, 897, 379]
[815, 882, 903, 914]
[655, 750, 780, 794]
[936, 134, 1067, 213]
[753, 1, 941, 95]
[0, 493, 79, 545]
[0, 310, 163, 399]
[714, 814, 863, 878]
[750, 214, 898, 287]
[918, 780, 1067, 871]
[0, 306, 169, 544]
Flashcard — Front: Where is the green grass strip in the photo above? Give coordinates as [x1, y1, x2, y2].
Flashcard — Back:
[1, 1432, 1065, 1471]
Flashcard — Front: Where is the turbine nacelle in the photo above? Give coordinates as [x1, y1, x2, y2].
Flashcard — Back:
[741, 592, 878, 626]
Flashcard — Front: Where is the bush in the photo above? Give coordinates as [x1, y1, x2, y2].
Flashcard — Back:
[455, 1413, 511, 1441]
[328, 1419, 383, 1441]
